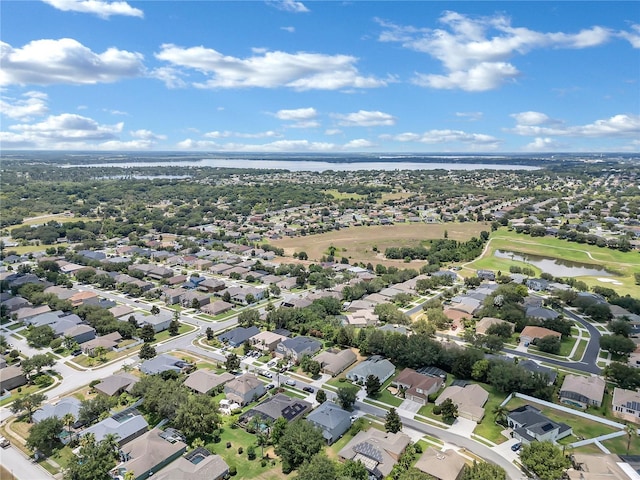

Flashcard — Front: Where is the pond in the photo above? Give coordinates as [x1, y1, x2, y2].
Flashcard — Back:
[494, 250, 615, 277]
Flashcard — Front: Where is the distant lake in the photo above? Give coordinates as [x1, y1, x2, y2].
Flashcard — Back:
[495, 250, 615, 277]
[64, 158, 539, 172]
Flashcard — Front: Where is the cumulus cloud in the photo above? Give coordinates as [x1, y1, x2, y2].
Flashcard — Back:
[510, 113, 640, 138]
[381, 128, 501, 149]
[203, 130, 281, 139]
[175, 137, 378, 152]
[619, 24, 640, 48]
[333, 110, 396, 127]
[154, 44, 385, 90]
[42, 0, 143, 18]
[455, 111, 483, 121]
[274, 107, 320, 127]
[0, 38, 145, 86]
[267, 0, 309, 13]
[325, 128, 342, 135]
[510, 111, 561, 126]
[377, 11, 613, 91]
[130, 129, 166, 140]
[344, 138, 376, 148]
[0, 91, 49, 120]
[281, 26, 296, 33]
[523, 137, 567, 151]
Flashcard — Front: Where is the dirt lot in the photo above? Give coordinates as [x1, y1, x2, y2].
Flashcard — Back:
[272, 222, 490, 267]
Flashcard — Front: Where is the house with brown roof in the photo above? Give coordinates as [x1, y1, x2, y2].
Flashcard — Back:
[224, 373, 265, 406]
[183, 370, 234, 395]
[435, 383, 489, 422]
[250, 330, 287, 352]
[475, 317, 513, 336]
[567, 454, 633, 480]
[414, 447, 467, 480]
[559, 375, 606, 408]
[200, 300, 234, 316]
[343, 309, 378, 327]
[69, 291, 98, 307]
[94, 373, 139, 397]
[153, 447, 229, 480]
[520, 325, 562, 345]
[338, 429, 411, 479]
[611, 387, 640, 423]
[392, 368, 444, 405]
[314, 349, 357, 377]
[0, 365, 27, 391]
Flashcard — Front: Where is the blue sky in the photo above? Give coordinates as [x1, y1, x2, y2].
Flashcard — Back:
[1, 0, 639, 153]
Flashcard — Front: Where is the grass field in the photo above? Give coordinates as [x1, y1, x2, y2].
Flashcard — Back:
[272, 222, 491, 267]
[466, 229, 640, 296]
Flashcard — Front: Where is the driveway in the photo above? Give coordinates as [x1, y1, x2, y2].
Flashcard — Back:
[398, 398, 423, 415]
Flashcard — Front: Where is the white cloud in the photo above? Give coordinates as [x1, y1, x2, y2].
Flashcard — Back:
[0, 38, 145, 86]
[333, 110, 396, 127]
[130, 129, 166, 140]
[105, 109, 129, 116]
[344, 139, 376, 149]
[0, 91, 49, 120]
[510, 113, 640, 138]
[619, 24, 640, 48]
[523, 137, 566, 151]
[175, 137, 379, 152]
[42, 0, 143, 18]
[377, 11, 613, 91]
[281, 26, 296, 33]
[275, 107, 317, 121]
[510, 111, 560, 126]
[154, 44, 385, 90]
[203, 130, 281, 139]
[455, 111, 483, 121]
[267, 0, 309, 13]
[325, 128, 342, 135]
[383, 128, 501, 149]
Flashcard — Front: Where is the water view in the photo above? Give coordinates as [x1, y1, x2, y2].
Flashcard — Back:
[494, 250, 615, 277]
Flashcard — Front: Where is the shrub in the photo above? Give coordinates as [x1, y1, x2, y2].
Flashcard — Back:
[414, 443, 423, 454]
[339, 377, 347, 382]
[247, 445, 256, 460]
[226, 442, 232, 448]
[261, 459, 267, 467]
[433, 404, 442, 415]
[34, 374, 54, 387]
[237, 447, 243, 455]
[229, 466, 237, 476]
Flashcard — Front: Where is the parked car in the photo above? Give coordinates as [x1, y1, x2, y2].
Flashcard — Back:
[0, 436, 10, 448]
[266, 384, 275, 390]
[511, 442, 522, 452]
[302, 386, 314, 393]
[285, 379, 296, 386]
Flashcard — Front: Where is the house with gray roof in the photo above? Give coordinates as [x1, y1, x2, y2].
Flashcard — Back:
[507, 405, 572, 444]
[414, 447, 466, 480]
[183, 370, 234, 395]
[51, 314, 83, 336]
[33, 397, 82, 427]
[134, 312, 172, 333]
[239, 393, 311, 426]
[526, 306, 560, 320]
[94, 373, 140, 397]
[218, 326, 260, 347]
[224, 373, 265, 406]
[80, 410, 148, 446]
[314, 349, 357, 377]
[0, 365, 27, 391]
[338, 429, 411, 479]
[153, 447, 229, 480]
[346, 356, 395, 385]
[63, 324, 96, 344]
[306, 401, 351, 444]
[560, 375, 606, 408]
[140, 354, 192, 376]
[275, 336, 322, 362]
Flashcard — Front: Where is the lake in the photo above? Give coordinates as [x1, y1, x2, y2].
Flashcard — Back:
[494, 250, 615, 277]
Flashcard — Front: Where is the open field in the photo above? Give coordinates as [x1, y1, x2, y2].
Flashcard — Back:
[272, 222, 491, 267]
[466, 229, 640, 296]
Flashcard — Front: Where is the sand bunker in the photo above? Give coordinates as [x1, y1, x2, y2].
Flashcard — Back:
[597, 277, 623, 285]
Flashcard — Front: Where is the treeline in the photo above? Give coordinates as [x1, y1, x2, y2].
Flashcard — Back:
[385, 234, 488, 262]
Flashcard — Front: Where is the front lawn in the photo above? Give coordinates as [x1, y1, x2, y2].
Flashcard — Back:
[472, 384, 511, 444]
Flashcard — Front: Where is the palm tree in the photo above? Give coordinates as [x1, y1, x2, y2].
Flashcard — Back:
[493, 405, 509, 426]
[625, 423, 637, 455]
[62, 413, 75, 441]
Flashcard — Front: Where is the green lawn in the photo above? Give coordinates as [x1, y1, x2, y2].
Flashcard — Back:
[472, 384, 511, 444]
[570, 339, 589, 361]
[600, 433, 640, 455]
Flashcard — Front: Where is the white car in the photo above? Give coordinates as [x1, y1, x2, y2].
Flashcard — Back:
[285, 379, 296, 386]
[0, 436, 10, 448]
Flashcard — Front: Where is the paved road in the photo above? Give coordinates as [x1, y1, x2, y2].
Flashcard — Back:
[562, 307, 602, 370]
[354, 400, 525, 480]
[0, 445, 51, 480]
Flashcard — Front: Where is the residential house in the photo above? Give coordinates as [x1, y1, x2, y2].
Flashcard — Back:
[24, 310, 66, 327]
[249, 331, 287, 352]
[0, 365, 27, 391]
[314, 349, 357, 377]
[80, 331, 122, 355]
[93, 373, 140, 397]
[435, 383, 489, 422]
[338, 429, 411, 479]
[507, 405, 572, 443]
[414, 448, 466, 480]
[611, 387, 640, 423]
[80, 409, 148, 446]
[275, 336, 322, 362]
[306, 401, 352, 445]
[69, 291, 98, 307]
[134, 312, 173, 333]
[224, 373, 265, 406]
[200, 301, 234, 316]
[280, 297, 313, 309]
[112, 428, 187, 480]
[392, 368, 444, 405]
[343, 309, 378, 327]
[346, 356, 395, 385]
[198, 278, 226, 293]
[567, 454, 634, 480]
[62, 324, 96, 344]
[109, 304, 135, 319]
[14, 305, 52, 322]
[239, 393, 311, 426]
[153, 447, 229, 480]
[1, 295, 30, 312]
[378, 324, 410, 336]
[33, 397, 82, 426]
[50, 314, 83, 336]
[559, 375, 606, 408]
[520, 325, 562, 345]
[526, 306, 560, 320]
[476, 270, 495, 281]
[140, 354, 192, 376]
[526, 278, 551, 291]
[475, 317, 513, 336]
[181, 291, 210, 309]
[218, 326, 261, 347]
[183, 370, 234, 395]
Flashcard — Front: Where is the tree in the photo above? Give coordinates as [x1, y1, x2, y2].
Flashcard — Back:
[78, 395, 115, 425]
[22, 354, 55, 382]
[536, 335, 561, 355]
[492, 405, 509, 426]
[225, 353, 240, 372]
[11, 392, 47, 422]
[62, 413, 76, 438]
[64, 434, 119, 480]
[519, 441, 570, 480]
[461, 461, 507, 480]
[191, 298, 200, 310]
[610, 319, 632, 337]
[275, 420, 325, 473]
[205, 326, 214, 340]
[270, 416, 288, 445]
[27, 417, 63, 453]
[482, 334, 504, 353]
[140, 323, 155, 342]
[600, 334, 636, 356]
[339, 459, 369, 480]
[297, 251, 308, 261]
[603, 362, 640, 390]
[365, 374, 381, 397]
[315, 389, 327, 404]
[173, 395, 220, 439]
[385, 408, 402, 433]
[139, 343, 156, 360]
[295, 453, 337, 480]
[26, 325, 55, 348]
[150, 305, 160, 315]
[245, 293, 256, 304]
[93, 346, 107, 362]
[238, 309, 260, 327]
[168, 318, 180, 336]
[625, 423, 638, 455]
[336, 385, 358, 411]
[439, 398, 458, 423]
